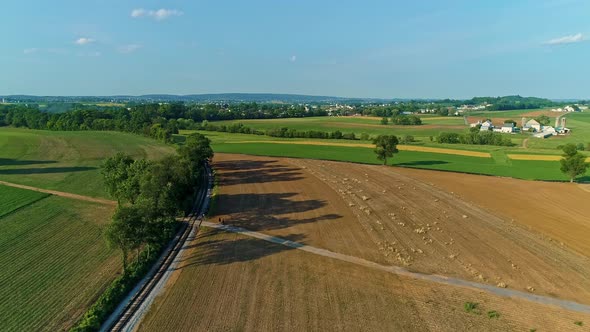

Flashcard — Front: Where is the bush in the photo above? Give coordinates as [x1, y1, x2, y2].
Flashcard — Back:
[487, 310, 500, 319]
[391, 115, 422, 125]
[464, 302, 480, 314]
[437, 132, 461, 144]
[360, 133, 370, 141]
[400, 135, 415, 144]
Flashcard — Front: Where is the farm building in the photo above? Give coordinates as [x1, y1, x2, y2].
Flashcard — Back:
[480, 120, 494, 131]
[523, 119, 541, 132]
[493, 123, 516, 133]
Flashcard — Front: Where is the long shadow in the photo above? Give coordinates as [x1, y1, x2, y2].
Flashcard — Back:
[213, 192, 342, 231]
[0, 158, 57, 167]
[214, 159, 281, 172]
[396, 160, 449, 166]
[175, 228, 306, 270]
[0, 166, 96, 175]
[214, 159, 304, 186]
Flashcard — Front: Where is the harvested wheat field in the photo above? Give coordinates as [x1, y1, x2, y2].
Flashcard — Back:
[139, 154, 590, 331]
[394, 167, 590, 257]
[508, 154, 590, 162]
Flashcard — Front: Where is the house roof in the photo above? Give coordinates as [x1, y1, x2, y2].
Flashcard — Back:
[526, 119, 540, 126]
[502, 123, 514, 128]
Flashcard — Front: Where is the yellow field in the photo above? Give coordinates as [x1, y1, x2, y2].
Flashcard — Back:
[227, 140, 492, 158]
[508, 154, 590, 162]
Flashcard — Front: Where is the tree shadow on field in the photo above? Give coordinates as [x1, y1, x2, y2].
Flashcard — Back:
[0, 166, 96, 175]
[175, 228, 306, 269]
[395, 160, 449, 166]
[0, 158, 57, 167]
[213, 192, 342, 231]
[213, 159, 304, 186]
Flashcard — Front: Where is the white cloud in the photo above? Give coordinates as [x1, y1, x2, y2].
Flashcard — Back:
[75, 37, 95, 45]
[545, 33, 584, 45]
[130, 8, 183, 21]
[118, 44, 142, 54]
[23, 48, 39, 55]
[131, 8, 146, 18]
[290, 55, 297, 62]
[77, 51, 101, 57]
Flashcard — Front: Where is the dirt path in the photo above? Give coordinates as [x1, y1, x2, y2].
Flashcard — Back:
[0, 180, 116, 205]
[522, 138, 529, 149]
[202, 221, 590, 314]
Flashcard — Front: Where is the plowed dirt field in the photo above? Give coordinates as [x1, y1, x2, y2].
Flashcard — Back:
[138, 154, 590, 331]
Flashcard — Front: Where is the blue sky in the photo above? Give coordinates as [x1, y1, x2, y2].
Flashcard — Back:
[1, 0, 589, 99]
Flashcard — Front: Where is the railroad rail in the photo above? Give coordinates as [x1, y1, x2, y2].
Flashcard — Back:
[104, 164, 213, 332]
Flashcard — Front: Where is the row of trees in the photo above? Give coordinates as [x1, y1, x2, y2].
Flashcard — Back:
[73, 134, 212, 331]
[197, 121, 361, 140]
[102, 133, 213, 274]
[437, 129, 513, 146]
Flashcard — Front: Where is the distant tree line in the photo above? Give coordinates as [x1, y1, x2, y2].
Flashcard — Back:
[0, 103, 329, 143]
[73, 133, 213, 331]
[466, 95, 556, 111]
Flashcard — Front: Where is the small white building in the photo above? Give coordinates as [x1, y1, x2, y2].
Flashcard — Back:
[524, 119, 541, 132]
[542, 126, 557, 134]
[500, 122, 515, 133]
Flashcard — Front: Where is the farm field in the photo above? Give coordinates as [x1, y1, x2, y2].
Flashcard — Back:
[0, 128, 174, 198]
[211, 115, 468, 139]
[0, 194, 118, 331]
[0, 184, 49, 218]
[394, 167, 590, 257]
[139, 154, 590, 331]
[185, 131, 584, 181]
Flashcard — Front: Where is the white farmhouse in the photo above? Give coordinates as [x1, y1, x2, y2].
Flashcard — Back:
[480, 120, 493, 131]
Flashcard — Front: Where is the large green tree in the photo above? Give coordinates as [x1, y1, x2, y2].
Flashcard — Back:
[104, 206, 144, 274]
[560, 143, 589, 182]
[101, 153, 151, 204]
[373, 135, 399, 165]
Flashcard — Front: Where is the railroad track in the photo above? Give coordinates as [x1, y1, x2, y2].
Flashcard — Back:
[105, 164, 213, 332]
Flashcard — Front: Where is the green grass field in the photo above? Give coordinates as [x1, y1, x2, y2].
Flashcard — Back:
[0, 195, 118, 331]
[0, 185, 49, 218]
[0, 128, 174, 198]
[210, 116, 468, 140]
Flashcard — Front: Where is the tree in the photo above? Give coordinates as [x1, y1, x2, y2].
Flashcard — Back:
[560, 143, 589, 182]
[101, 153, 151, 204]
[380, 117, 389, 125]
[104, 206, 144, 274]
[504, 119, 517, 125]
[373, 135, 399, 165]
[101, 153, 134, 204]
[535, 115, 551, 126]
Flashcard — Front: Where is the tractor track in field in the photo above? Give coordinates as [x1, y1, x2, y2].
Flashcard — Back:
[202, 221, 590, 314]
[0, 180, 116, 205]
[102, 165, 213, 332]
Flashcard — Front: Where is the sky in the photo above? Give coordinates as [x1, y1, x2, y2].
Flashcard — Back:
[1, 0, 589, 99]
